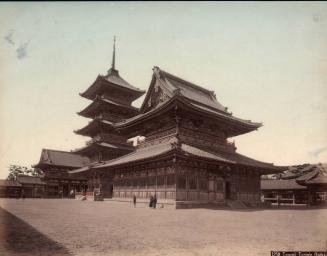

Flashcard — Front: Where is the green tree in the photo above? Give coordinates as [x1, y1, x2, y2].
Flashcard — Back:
[6, 165, 43, 180]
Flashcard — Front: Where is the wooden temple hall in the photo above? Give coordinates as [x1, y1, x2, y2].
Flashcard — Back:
[34, 39, 285, 206]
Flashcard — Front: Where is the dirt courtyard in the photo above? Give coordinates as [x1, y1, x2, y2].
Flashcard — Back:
[0, 199, 326, 256]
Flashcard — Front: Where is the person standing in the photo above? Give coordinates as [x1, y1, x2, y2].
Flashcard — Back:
[149, 195, 153, 208]
[70, 189, 75, 199]
[133, 194, 137, 208]
[21, 189, 25, 200]
[153, 194, 157, 209]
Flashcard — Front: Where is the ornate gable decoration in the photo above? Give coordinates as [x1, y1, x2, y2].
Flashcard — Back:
[146, 81, 170, 111]
[143, 75, 171, 113]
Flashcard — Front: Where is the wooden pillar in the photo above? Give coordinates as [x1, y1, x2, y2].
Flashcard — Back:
[293, 192, 295, 205]
[186, 171, 189, 201]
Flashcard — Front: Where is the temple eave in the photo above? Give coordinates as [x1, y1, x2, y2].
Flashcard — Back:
[94, 142, 284, 173]
[113, 97, 261, 136]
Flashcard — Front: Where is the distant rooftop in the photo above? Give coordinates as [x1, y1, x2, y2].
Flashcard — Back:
[34, 149, 90, 169]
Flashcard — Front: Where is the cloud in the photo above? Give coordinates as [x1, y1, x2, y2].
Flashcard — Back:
[16, 43, 29, 60]
[4, 29, 30, 60]
[4, 30, 15, 45]
[309, 146, 327, 158]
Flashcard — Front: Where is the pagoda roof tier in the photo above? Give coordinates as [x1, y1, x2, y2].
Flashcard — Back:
[73, 141, 134, 155]
[74, 119, 114, 137]
[78, 96, 139, 119]
[114, 95, 261, 137]
[33, 149, 90, 169]
[68, 137, 285, 174]
[80, 69, 145, 101]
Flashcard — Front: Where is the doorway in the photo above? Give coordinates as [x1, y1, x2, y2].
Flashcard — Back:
[225, 181, 231, 199]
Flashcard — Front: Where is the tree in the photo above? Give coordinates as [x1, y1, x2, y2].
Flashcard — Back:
[6, 165, 43, 181]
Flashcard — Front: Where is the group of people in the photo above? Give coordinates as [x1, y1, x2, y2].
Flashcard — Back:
[132, 194, 158, 209]
[149, 195, 157, 209]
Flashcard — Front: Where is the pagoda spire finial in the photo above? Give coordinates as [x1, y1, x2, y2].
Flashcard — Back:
[111, 35, 116, 70]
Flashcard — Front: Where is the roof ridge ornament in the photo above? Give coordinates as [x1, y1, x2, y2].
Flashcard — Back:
[153, 66, 162, 79]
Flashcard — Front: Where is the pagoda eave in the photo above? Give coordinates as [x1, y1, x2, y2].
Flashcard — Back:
[80, 75, 145, 101]
[78, 97, 140, 119]
[74, 141, 134, 155]
[75, 119, 114, 137]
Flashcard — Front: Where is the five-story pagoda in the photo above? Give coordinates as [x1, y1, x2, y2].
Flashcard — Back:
[74, 38, 145, 163]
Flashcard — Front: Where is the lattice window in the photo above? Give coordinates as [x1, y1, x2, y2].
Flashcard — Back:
[167, 175, 175, 187]
[139, 177, 146, 187]
[177, 176, 186, 189]
[188, 176, 197, 190]
[199, 178, 208, 191]
[157, 176, 165, 187]
[147, 176, 156, 187]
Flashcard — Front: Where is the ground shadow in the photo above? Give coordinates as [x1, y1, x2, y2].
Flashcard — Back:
[0, 206, 72, 256]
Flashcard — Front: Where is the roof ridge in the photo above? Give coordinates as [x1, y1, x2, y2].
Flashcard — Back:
[43, 148, 83, 155]
[154, 66, 215, 96]
[42, 149, 90, 161]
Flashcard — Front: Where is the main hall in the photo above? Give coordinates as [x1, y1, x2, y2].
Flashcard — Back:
[34, 40, 285, 207]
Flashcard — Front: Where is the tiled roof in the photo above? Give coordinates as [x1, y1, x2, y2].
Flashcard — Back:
[101, 70, 144, 93]
[161, 69, 227, 112]
[296, 169, 319, 182]
[261, 179, 306, 190]
[69, 165, 91, 174]
[74, 141, 134, 154]
[0, 179, 22, 187]
[16, 175, 46, 185]
[115, 96, 261, 137]
[296, 165, 327, 185]
[188, 102, 261, 128]
[34, 149, 90, 168]
[116, 67, 261, 134]
[182, 144, 281, 170]
[140, 67, 227, 113]
[181, 144, 234, 163]
[96, 139, 175, 169]
[74, 119, 114, 136]
[78, 97, 139, 118]
[306, 176, 327, 184]
[80, 70, 145, 100]
[91, 139, 282, 172]
[280, 164, 317, 180]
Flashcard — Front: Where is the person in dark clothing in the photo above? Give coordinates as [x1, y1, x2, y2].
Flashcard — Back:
[21, 189, 25, 200]
[153, 194, 157, 209]
[149, 195, 153, 208]
[133, 194, 137, 208]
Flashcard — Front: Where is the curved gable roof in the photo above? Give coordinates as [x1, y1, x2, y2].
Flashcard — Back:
[140, 67, 228, 114]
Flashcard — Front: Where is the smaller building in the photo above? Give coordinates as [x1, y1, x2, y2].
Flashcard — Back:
[261, 164, 327, 206]
[33, 149, 90, 198]
[296, 166, 327, 205]
[0, 180, 22, 198]
[16, 175, 46, 198]
[261, 179, 308, 204]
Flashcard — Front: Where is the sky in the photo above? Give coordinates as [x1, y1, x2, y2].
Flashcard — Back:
[0, 2, 326, 179]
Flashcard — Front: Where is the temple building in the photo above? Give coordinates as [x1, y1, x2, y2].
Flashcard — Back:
[261, 164, 327, 205]
[35, 39, 286, 206]
[33, 149, 89, 198]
